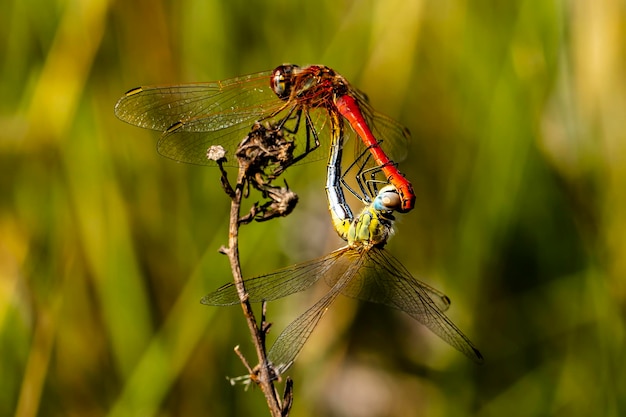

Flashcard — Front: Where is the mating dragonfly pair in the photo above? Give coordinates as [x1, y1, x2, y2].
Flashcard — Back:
[115, 64, 483, 377]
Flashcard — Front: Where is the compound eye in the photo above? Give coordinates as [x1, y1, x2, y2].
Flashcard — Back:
[374, 185, 402, 211]
[271, 64, 299, 100]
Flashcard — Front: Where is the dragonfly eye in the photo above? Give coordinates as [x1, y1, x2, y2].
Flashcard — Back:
[373, 185, 402, 211]
[271, 64, 300, 100]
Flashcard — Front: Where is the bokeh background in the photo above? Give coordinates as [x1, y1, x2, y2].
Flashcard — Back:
[2, 0, 625, 416]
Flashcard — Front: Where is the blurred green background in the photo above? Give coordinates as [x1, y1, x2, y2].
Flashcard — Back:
[1, 0, 624, 416]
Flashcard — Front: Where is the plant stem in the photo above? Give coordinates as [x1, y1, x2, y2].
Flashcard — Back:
[222, 165, 284, 417]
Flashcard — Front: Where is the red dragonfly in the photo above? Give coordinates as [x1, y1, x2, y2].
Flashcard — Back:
[115, 64, 416, 212]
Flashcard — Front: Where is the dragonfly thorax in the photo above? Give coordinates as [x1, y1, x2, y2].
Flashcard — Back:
[346, 205, 395, 249]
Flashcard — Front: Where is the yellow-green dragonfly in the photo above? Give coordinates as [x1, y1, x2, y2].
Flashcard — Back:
[202, 118, 482, 375]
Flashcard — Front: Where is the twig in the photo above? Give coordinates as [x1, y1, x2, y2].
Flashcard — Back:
[209, 125, 297, 416]
[217, 158, 286, 417]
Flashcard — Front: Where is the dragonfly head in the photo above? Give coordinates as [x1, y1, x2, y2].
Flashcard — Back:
[271, 64, 301, 100]
[372, 185, 402, 213]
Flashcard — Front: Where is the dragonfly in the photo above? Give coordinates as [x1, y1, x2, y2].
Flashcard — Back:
[114, 64, 416, 212]
[201, 119, 483, 376]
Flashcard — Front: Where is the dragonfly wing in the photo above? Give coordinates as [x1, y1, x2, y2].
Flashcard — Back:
[268, 250, 366, 375]
[201, 248, 349, 306]
[338, 248, 451, 311]
[114, 71, 275, 132]
[339, 248, 484, 363]
[157, 120, 260, 165]
[267, 285, 341, 375]
[117, 83, 334, 166]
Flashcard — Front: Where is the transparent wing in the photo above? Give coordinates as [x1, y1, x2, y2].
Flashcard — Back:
[267, 250, 365, 374]
[200, 248, 349, 306]
[114, 71, 275, 132]
[326, 248, 450, 311]
[334, 247, 484, 363]
[115, 72, 335, 166]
